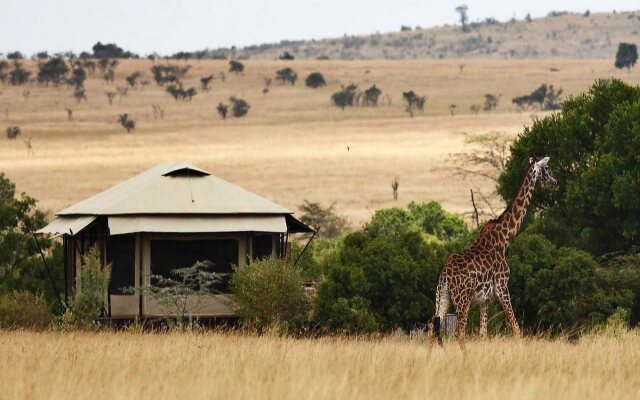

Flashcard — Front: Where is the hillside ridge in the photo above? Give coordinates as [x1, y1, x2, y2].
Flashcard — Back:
[216, 11, 640, 60]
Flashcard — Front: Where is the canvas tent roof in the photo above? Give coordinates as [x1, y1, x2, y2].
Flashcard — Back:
[37, 162, 313, 235]
[57, 162, 292, 216]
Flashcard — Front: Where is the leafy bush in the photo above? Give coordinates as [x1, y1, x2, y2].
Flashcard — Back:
[331, 84, 358, 110]
[68, 248, 111, 328]
[231, 257, 309, 332]
[0, 291, 53, 330]
[275, 67, 298, 85]
[314, 230, 446, 332]
[366, 201, 471, 245]
[230, 96, 250, 117]
[305, 72, 326, 88]
[507, 233, 633, 333]
[498, 79, 640, 255]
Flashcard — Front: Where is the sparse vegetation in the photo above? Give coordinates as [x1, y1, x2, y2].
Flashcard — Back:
[615, 42, 638, 72]
[276, 67, 298, 85]
[402, 90, 426, 117]
[512, 84, 563, 110]
[229, 96, 250, 117]
[305, 72, 326, 88]
[217, 102, 229, 120]
[118, 114, 135, 132]
[228, 60, 244, 74]
[331, 84, 358, 110]
[298, 200, 348, 238]
[6, 126, 20, 139]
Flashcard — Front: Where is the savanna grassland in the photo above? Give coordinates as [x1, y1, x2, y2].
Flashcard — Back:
[1, 59, 639, 225]
[0, 330, 638, 400]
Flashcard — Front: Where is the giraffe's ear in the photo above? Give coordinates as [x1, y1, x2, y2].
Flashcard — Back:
[529, 157, 534, 165]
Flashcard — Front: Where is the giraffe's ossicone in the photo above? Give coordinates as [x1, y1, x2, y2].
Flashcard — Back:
[433, 156, 557, 345]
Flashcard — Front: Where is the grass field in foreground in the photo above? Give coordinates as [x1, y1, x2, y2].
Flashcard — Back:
[0, 330, 638, 400]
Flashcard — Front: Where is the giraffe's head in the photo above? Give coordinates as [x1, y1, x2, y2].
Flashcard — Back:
[530, 156, 558, 188]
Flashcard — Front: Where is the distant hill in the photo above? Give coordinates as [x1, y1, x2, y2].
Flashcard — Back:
[215, 11, 640, 60]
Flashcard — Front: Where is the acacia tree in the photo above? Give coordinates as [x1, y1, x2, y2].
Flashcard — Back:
[331, 84, 358, 110]
[298, 200, 348, 238]
[615, 43, 638, 72]
[118, 114, 135, 132]
[229, 60, 244, 74]
[200, 75, 214, 92]
[37, 58, 69, 86]
[217, 103, 229, 120]
[276, 67, 297, 85]
[402, 91, 426, 117]
[363, 85, 382, 106]
[455, 5, 470, 32]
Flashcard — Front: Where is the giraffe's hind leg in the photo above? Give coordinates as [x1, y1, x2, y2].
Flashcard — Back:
[452, 288, 473, 348]
[479, 299, 489, 338]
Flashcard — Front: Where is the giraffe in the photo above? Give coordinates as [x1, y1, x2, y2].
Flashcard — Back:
[433, 156, 557, 345]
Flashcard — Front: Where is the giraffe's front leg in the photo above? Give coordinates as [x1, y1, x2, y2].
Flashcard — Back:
[479, 300, 489, 338]
[495, 279, 521, 337]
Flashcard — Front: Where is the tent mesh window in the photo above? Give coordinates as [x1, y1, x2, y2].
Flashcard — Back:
[150, 239, 239, 292]
[252, 234, 273, 260]
[108, 234, 136, 295]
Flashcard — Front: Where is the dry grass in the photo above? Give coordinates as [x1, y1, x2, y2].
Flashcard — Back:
[1, 59, 639, 225]
[0, 330, 638, 400]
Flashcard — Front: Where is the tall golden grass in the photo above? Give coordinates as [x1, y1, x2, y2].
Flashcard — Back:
[0, 330, 638, 400]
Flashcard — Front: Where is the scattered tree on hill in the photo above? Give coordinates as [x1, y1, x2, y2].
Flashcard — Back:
[512, 84, 563, 111]
[37, 57, 69, 86]
[363, 85, 382, 106]
[276, 67, 298, 85]
[68, 67, 86, 89]
[400, 25, 412, 32]
[6, 126, 20, 139]
[116, 86, 128, 102]
[279, 51, 295, 60]
[305, 72, 326, 88]
[35, 51, 49, 60]
[150, 65, 180, 86]
[615, 43, 638, 72]
[217, 103, 229, 120]
[9, 61, 30, 85]
[298, 200, 348, 239]
[483, 93, 500, 111]
[0, 61, 9, 83]
[331, 84, 358, 110]
[65, 108, 73, 121]
[151, 104, 164, 119]
[166, 84, 197, 101]
[105, 92, 116, 105]
[470, 104, 481, 115]
[73, 88, 87, 103]
[6, 51, 24, 60]
[92, 42, 137, 59]
[455, 5, 470, 32]
[449, 104, 457, 116]
[391, 177, 399, 201]
[118, 114, 135, 132]
[229, 96, 250, 117]
[125, 71, 142, 88]
[263, 77, 272, 95]
[200, 75, 214, 92]
[229, 60, 244, 74]
[402, 91, 427, 117]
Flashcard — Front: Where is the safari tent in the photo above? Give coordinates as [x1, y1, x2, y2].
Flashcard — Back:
[37, 162, 313, 319]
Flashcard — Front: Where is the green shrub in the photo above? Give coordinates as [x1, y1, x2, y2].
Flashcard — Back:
[0, 291, 53, 330]
[231, 257, 309, 332]
[314, 230, 446, 332]
[68, 247, 111, 328]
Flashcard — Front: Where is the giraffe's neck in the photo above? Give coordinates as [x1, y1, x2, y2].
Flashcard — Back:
[496, 164, 538, 244]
